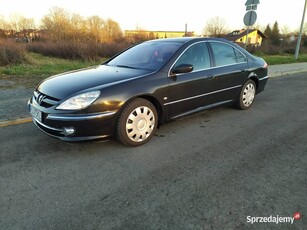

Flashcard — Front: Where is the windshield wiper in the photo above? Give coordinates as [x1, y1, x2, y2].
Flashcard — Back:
[115, 65, 139, 69]
[106, 64, 153, 71]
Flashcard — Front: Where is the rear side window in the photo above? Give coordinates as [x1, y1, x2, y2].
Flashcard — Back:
[234, 49, 247, 63]
[210, 42, 246, 67]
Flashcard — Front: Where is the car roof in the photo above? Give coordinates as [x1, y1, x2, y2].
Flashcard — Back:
[144, 37, 231, 44]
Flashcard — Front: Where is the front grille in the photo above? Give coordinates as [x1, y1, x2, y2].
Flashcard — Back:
[34, 90, 60, 108]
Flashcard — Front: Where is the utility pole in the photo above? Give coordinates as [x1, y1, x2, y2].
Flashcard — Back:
[294, 0, 307, 60]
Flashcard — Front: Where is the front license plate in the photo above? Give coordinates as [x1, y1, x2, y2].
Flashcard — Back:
[30, 106, 42, 122]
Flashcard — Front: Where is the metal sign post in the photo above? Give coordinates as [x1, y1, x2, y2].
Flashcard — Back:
[244, 0, 260, 49]
[294, 0, 307, 60]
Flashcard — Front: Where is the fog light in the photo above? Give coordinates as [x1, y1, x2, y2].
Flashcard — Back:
[63, 127, 75, 136]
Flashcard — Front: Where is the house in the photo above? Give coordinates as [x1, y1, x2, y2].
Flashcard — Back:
[223, 29, 267, 46]
[14, 29, 39, 42]
[0, 29, 42, 41]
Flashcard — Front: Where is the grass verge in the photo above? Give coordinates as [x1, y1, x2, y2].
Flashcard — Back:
[0, 52, 107, 89]
[0, 52, 106, 76]
[259, 53, 307, 65]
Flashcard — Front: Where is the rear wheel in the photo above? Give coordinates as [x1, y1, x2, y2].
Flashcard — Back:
[116, 98, 158, 146]
[234, 79, 256, 110]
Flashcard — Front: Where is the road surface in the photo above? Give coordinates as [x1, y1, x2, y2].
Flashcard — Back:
[0, 73, 306, 229]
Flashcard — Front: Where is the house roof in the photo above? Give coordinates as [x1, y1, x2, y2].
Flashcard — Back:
[223, 29, 267, 42]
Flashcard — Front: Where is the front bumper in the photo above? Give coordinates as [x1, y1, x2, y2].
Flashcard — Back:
[28, 99, 117, 141]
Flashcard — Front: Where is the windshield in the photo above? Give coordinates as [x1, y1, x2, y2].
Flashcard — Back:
[106, 41, 182, 71]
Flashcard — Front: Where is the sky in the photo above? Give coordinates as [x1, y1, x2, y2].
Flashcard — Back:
[0, 0, 305, 34]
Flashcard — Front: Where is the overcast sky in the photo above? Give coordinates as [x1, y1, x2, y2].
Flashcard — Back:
[0, 0, 305, 34]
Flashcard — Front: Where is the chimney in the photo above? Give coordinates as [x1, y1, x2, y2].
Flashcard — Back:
[185, 23, 187, 36]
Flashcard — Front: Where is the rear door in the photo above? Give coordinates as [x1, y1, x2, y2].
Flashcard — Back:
[207, 41, 248, 102]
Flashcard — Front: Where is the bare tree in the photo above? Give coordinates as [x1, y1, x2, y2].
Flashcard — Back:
[87, 16, 105, 42]
[87, 16, 123, 43]
[70, 13, 87, 41]
[102, 19, 123, 43]
[8, 14, 35, 31]
[280, 25, 291, 35]
[252, 24, 265, 33]
[0, 15, 10, 30]
[41, 7, 122, 43]
[40, 7, 72, 41]
[8, 14, 20, 31]
[203, 16, 228, 37]
[18, 17, 36, 30]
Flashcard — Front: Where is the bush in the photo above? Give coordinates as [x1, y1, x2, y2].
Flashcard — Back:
[0, 39, 29, 66]
[246, 41, 307, 56]
[27, 41, 132, 62]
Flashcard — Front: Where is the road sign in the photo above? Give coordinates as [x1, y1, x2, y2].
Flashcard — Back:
[246, 5, 257, 11]
[244, 11, 257, 26]
[244, 0, 260, 49]
[245, 0, 260, 6]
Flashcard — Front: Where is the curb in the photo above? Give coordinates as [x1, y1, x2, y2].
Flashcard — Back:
[268, 63, 307, 78]
[269, 70, 307, 78]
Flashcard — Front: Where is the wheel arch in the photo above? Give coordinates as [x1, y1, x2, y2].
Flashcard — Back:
[117, 94, 164, 128]
[247, 72, 259, 91]
[137, 95, 164, 127]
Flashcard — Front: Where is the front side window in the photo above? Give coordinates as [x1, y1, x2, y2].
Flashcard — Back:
[210, 42, 246, 67]
[173, 42, 211, 72]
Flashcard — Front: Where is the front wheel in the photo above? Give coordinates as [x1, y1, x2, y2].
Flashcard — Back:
[116, 98, 158, 146]
[234, 79, 256, 110]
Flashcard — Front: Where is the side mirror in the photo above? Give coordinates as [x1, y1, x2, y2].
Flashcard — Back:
[170, 64, 193, 77]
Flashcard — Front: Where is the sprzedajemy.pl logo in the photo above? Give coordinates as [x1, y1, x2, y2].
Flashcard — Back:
[247, 212, 301, 225]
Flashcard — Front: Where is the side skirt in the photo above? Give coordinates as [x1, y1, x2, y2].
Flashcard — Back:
[170, 100, 234, 120]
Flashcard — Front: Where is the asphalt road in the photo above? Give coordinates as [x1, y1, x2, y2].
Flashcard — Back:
[0, 73, 306, 230]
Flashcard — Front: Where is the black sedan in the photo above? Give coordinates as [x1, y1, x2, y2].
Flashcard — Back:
[28, 37, 268, 146]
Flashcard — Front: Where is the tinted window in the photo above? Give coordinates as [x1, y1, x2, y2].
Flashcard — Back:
[107, 41, 181, 71]
[173, 42, 211, 71]
[234, 49, 246, 63]
[210, 42, 245, 66]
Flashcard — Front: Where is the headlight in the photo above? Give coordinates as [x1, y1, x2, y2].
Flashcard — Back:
[56, 91, 100, 110]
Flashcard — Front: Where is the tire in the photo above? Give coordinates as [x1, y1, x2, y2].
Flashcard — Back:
[116, 98, 158, 146]
[234, 79, 256, 110]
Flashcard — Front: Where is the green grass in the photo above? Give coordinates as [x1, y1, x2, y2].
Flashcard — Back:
[0, 52, 106, 76]
[258, 53, 307, 65]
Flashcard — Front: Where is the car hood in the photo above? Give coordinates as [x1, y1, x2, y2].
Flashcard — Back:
[37, 65, 152, 99]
